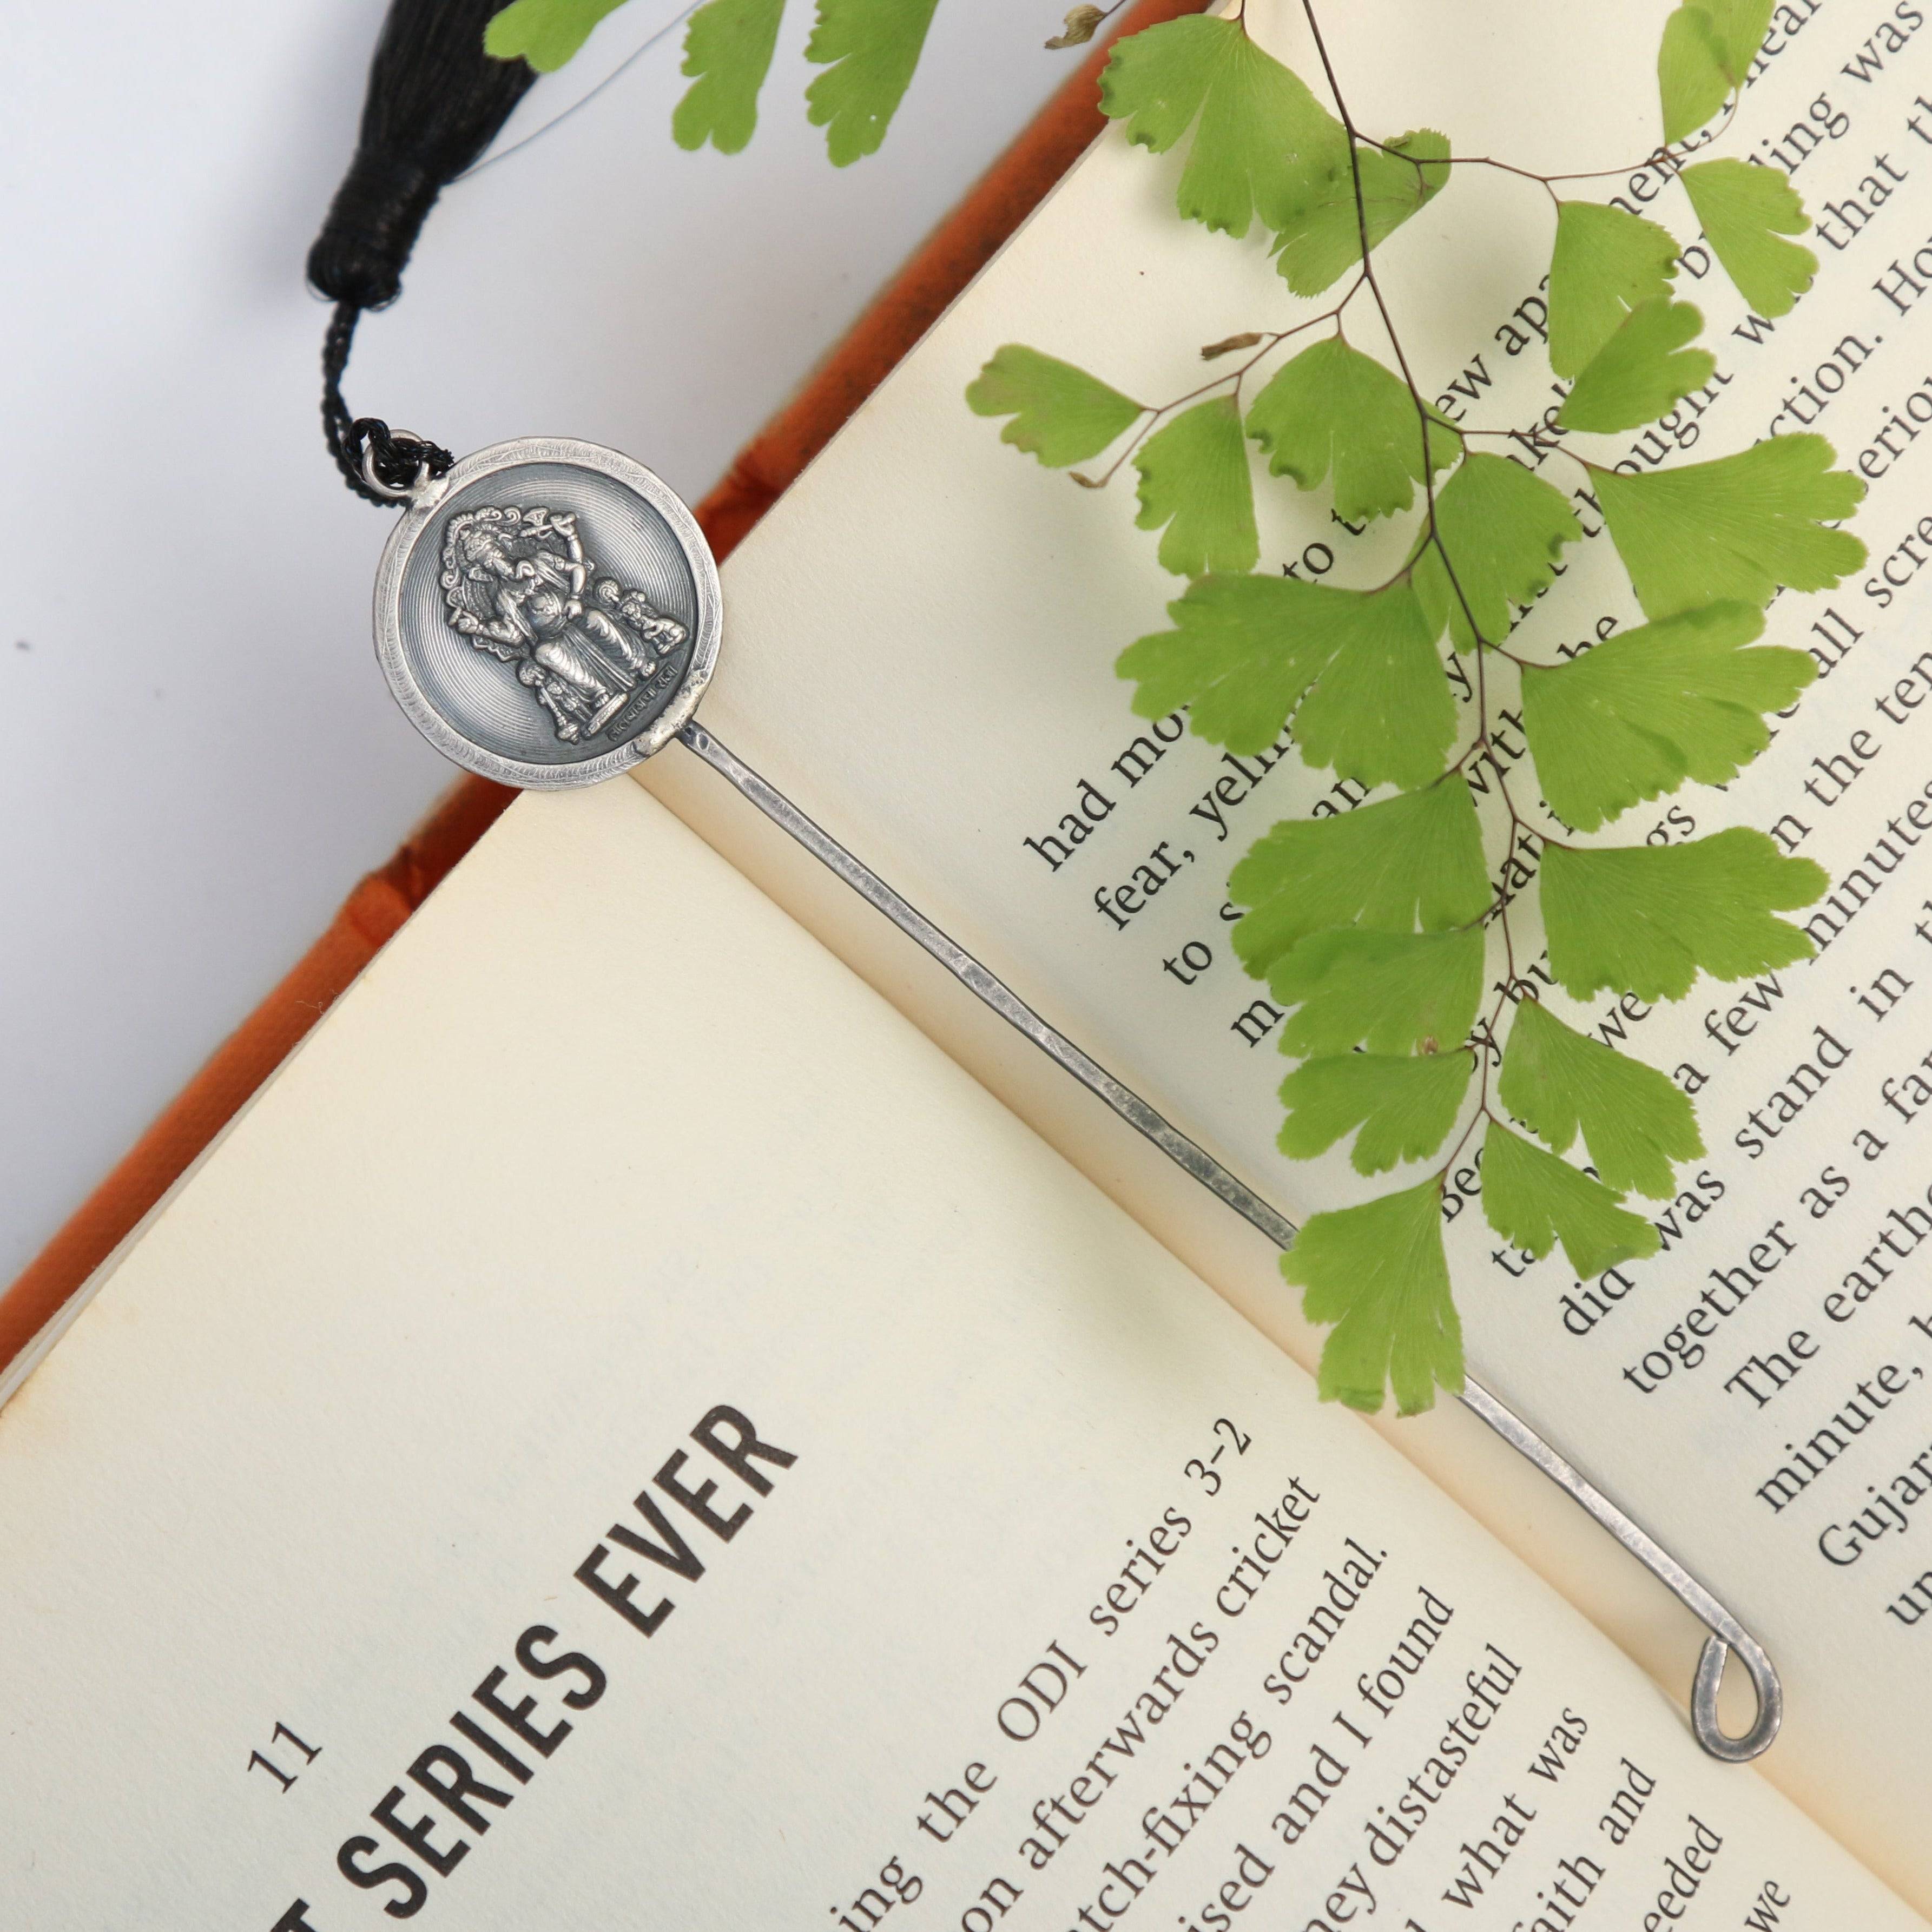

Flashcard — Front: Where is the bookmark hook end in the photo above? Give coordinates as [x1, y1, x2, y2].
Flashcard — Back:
[1690, 1631, 1783, 1762]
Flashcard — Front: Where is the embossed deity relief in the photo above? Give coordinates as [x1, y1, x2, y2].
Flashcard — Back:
[440, 506, 688, 743]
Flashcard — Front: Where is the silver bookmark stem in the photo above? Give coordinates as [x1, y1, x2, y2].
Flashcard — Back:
[675, 720, 1783, 1763]
[677, 722, 1277, 1238]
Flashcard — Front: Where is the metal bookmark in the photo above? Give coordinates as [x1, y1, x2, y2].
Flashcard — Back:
[366, 443, 1777, 1760]
[675, 719, 1783, 1766]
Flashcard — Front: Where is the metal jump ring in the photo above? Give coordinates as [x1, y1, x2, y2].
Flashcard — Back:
[361, 429, 436, 502]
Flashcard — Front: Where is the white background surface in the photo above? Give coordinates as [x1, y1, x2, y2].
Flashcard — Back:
[0, 0, 1083, 1282]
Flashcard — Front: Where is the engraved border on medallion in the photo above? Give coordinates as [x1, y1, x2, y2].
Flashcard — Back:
[373, 438, 722, 789]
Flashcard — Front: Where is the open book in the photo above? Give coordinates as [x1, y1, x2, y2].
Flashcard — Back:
[5, 0, 1931, 1921]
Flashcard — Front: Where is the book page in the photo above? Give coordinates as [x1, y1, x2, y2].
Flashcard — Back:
[0, 781, 1916, 1931]
[640, 0, 1932, 1899]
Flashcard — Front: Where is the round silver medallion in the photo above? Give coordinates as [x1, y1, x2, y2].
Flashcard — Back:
[373, 438, 721, 788]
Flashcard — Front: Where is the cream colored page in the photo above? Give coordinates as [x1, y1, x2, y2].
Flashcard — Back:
[658, 0, 1932, 1887]
[0, 783, 1908, 1931]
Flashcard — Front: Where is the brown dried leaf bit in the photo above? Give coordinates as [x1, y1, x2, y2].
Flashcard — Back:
[1045, 5, 1105, 50]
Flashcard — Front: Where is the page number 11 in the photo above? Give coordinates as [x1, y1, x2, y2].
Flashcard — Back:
[248, 1723, 322, 1793]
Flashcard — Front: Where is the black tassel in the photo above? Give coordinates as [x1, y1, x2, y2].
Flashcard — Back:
[309, 0, 536, 312]
[311, 0, 539, 504]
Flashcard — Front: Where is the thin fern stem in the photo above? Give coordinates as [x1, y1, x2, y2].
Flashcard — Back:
[1073, 276, 1369, 489]
[1297, 0, 1533, 1070]
[1350, 93, 1741, 198]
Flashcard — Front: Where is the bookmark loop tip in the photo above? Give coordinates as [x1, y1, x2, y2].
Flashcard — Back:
[1692, 1630, 1783, 1763]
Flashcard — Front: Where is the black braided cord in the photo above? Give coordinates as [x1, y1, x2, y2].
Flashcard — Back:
[321, 302, 456, 506]
[309, 0, 538, 507]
